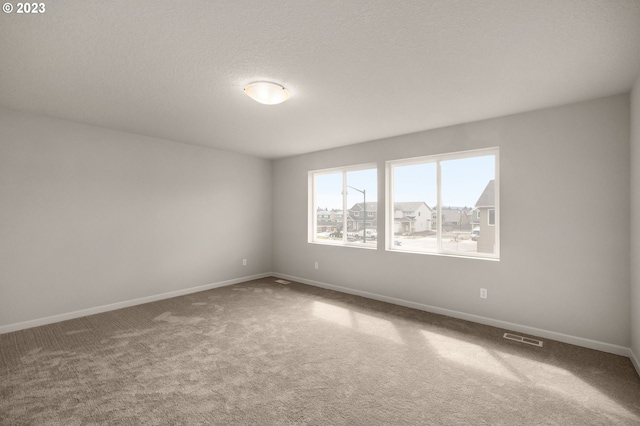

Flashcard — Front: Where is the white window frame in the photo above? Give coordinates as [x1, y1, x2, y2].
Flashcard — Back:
[308, 163, 378, 248]
[385, 147, 499, 260]
[488, 209, 496, 226]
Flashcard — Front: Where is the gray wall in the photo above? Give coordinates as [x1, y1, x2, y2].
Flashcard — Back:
[273, 94, 631, 349]
[1, 94, 635, 355]
[0, 108, 272, 328]
[632, 75, 640, 363]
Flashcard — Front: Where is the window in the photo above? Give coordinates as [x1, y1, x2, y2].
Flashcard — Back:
[309, 164, 377, 247]
[386, 147, 498, 259]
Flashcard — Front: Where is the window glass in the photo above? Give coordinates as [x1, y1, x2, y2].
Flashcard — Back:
[440, 155, 496, 255]
[346, 168, 377, 246]
[314, 172, 343, 243]
[310, 165, 377, 247]
[391, 162, 436, 251]
[387, 148, 498, 259]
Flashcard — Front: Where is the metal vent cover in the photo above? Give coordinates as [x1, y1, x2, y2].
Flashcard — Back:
[503, 333, 543, 347]
[274, 279, 291, 284]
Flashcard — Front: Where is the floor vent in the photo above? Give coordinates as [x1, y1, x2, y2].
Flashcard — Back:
[503, 333, 543, 347]
[275, 279, 291, 285]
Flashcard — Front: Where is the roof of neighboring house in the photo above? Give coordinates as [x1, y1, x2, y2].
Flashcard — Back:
[475, 180, 495, 208]
[350, 202, 379, 212]
[394, 202, 431, 212]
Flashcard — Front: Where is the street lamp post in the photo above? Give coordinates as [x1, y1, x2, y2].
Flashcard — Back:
[347, 185, 366, 243]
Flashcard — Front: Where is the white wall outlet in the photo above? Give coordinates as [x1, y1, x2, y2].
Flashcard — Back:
[480, 288, 487, 299]
[314, 262, 319, 270]
[242, 258, 247, 266]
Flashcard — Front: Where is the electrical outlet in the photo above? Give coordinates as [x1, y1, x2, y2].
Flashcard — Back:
[480, 288, 487, 299]
[314, 262, 319, 270]
[242, 258, 247, 266]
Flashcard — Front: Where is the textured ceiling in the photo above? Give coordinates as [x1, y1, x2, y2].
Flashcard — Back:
[1, 0, 640, 159]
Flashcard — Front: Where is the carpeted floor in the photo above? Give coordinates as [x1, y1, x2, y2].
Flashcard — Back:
[1, 277, 639, 425]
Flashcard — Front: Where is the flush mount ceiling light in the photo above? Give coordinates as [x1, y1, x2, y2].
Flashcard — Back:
[243, 81, 291, 105]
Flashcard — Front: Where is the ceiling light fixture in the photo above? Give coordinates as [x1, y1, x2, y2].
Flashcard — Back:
[243, 81, 291, 105]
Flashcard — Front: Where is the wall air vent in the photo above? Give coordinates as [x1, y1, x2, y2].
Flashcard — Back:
[503, 333, 543, 347]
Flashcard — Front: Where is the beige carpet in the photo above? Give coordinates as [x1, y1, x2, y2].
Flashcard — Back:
[1, 277, 639, 425]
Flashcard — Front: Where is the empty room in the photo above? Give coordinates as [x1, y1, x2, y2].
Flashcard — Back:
[2, 1, 640, 424]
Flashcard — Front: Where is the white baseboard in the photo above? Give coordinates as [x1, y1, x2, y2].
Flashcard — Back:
[273, 272, 633, 359]
[4, 271, 636, 368]
[631, 350, 640, 377]
[0, 272, 272, 335]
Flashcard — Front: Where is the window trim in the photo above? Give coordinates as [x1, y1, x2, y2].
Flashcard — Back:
[385, 147, 499, 260]
[308, 163, 378, 248]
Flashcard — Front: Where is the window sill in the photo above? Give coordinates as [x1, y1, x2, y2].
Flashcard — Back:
[309, 240, 378, 250]
[386, 247, 500, 261]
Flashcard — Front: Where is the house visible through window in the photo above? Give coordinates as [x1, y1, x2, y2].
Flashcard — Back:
[309, 164, 377, 247]
[386, 147, 499, 259]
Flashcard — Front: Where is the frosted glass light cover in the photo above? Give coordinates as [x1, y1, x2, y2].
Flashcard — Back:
[244, 81, 291, 105]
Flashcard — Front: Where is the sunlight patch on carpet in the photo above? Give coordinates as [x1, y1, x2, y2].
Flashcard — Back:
[496, 351, 639, 421]
[421, 330, 519, 381]
[312, 301, 403, 344]
[422, 329, 637, 421]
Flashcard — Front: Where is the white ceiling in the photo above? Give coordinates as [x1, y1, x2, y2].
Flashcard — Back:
[1, 1, 640, 159]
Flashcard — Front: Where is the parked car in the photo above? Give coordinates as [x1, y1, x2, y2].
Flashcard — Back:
[471, 228, 480, 241]
[354, 229, 377, 240]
